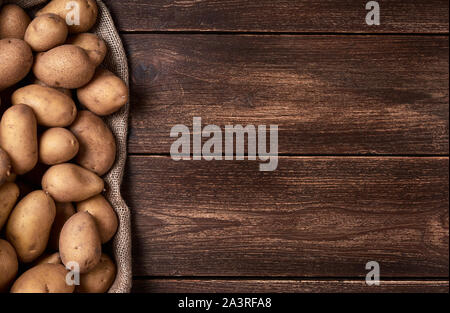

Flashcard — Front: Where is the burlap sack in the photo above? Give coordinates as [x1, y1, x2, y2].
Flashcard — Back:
[6, 0, 132, 293]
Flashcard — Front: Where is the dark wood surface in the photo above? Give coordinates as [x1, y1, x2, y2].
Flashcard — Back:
[104, 0, 449, 33]
[114, 0, 449, 292]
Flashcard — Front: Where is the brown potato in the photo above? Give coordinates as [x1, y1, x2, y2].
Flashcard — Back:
[67, 33, 107, 67]
[77, 195, 118, 243]
[49, 202, 76, 251]
[0, 4, 31, 40]
[33, 44, 95, 89]
[24, 13, 68, 52]
[37, 0, 98, 34]
[42, 163, 104, 202]
[70, 111, 116, 176]
[0, 104, 38, 175]
[0, 38, 33, 91]
[10, 263, 74, 293]
[33, 77, 72, 97]
[0, 182, 19, 231]
[59, 211, 102, 273]
[39, 128, 79, 165]
[12, 84, 77, 127]
[6, 190, 56, 263]
[0, 147, 11, 185]
[77, 69, 128, 116]
[0, 239, 18, 292]
[77, 253, 116, 293]
[34, 252, 62, 265]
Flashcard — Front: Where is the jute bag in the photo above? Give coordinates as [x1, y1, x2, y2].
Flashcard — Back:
[6, 0, 132, 293]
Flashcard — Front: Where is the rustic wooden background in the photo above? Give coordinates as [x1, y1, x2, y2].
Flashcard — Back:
[102, 0, 449, 293]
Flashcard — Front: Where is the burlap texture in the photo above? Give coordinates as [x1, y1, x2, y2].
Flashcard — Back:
[6, 0, 132, 293]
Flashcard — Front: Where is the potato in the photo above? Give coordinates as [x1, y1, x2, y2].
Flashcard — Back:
[0, 4, 31, 40]
[12, 84, 77, 127]
[77, 195, 118, 243]
[0, 147, 11, 185]
[6, 190, 56, 263]
[37, 0, 98, 34]
[39, 128, 79, 165]
[0, 239, 18, 292]
[70, 111, 116, 176]
[0, 104, 38, 175]
[42, 163, 104, 202]
[77, 253, 116, 293]
[0, 182, 19, 231]
[34, 252, 62, 265]
[10, 263, 74, 293]
[33, 44, 95, 89]
[59, 211, 102, 273]
[33, 77, 72, 98]
[0, 38, 33, 91]
[77, 69, 128, 116]
[49, 202, 75, 250]
[67, 33, 107, 67]
[24, 13, 68, 52]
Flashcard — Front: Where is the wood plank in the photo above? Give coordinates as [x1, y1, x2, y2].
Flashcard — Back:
[104, 0, 449, 33]
[124, 156, 449, 277]
[132, 279, 450, 293]
[124, 35, 449, 155]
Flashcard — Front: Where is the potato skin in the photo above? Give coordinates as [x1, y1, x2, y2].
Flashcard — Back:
[42, 163, 104, 202]
[67, 33, 107, 67]
[0, 147, 11, 185]
[77, 69, 128, 116]
[0, 4, 31, 40]
[0, 239, 18, 292]
[77, 195, 118, 243]
[37, 0, 98, 34]
[24, 13, 68, 52]
[49, 202, 76, 250]
[33, 44, 95, 89]
[12, 84, 77, 127]
[0, 104, 38, 175]
[0, 39, 33, 91]
[34, 252, 62, 265]
[70, 111, 116, 176]
[39, 128, 79, 165]
[6, 191, 56, 263]
[0, 182, 19, 231]
[77, 253, 116, 293]
[33, 78, 72, 98]
[59, 211, 102, 273]
[10, 263, 74, 293]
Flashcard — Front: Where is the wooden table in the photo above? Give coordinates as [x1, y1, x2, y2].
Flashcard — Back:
[103, 0, 449, 293]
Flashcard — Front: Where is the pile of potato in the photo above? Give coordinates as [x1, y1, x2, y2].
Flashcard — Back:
[0, 0, 128, 293]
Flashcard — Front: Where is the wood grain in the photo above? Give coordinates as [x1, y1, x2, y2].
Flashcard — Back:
[124, 156, 449, 277]
[104, 0, 449, 33]
[132, 279, 449, 293]
[124, 34, 449, 155]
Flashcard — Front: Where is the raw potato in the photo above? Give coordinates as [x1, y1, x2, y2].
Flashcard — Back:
[77, 195, 118, 243]
[49, 202, 76, 250]
[10, 263, 74, 293]
[12, 84, 77, 127]
[6, 190, 56, 263]
[37, 0, 98, 34]
[77, 253, 116, 293]
[35, 252, 62, 265]
[33, 78, 72, 97]
[39, 128, 79, 165]
[42, 163, 104, 202]
[33, 44, 95, 89]
[0, 147, 11, 185]
[0, 38, 33, 91]
[0, 104, 38, 175]
[67, 33, 107, 67]
[0, 239, 19, 292]
[0, 4, 31, 39]
[77, 69, 128, 116]
[70, 111, 116, 176]
[0, 182, 19, 231]
[59, 211, 102, 273]
[24, 13, 68, 52]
